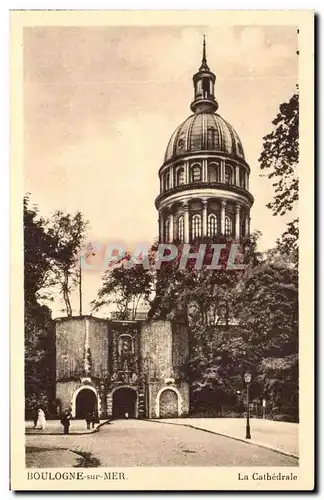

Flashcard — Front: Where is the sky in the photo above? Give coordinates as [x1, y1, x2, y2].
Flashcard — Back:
[24, 25, 298, 316]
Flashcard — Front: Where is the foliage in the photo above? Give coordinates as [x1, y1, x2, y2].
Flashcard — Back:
[47, 211, 89, 316]
[149, 235, 251, 325]
[189, 257, 298, 419]
[91, 252, 154, 320]
[24, 299, 55, 418]
[24, 195, 56, 302]
[24, 195, 56, 416]
[149, 231, 298, 420]
[259, 93, 299, 260]
[24, 195, 89, 415]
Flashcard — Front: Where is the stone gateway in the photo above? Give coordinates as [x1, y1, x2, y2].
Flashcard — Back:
[55, 317, 189, 419]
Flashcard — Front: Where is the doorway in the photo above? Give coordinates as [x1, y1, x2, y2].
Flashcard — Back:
[112, 387, 137, 419]
[75, 388, 97, 419]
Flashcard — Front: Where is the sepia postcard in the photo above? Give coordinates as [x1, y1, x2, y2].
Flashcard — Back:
[10, 9, 314, 491]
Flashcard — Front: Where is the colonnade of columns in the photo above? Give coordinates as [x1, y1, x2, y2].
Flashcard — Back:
[159, 199, 250, 243]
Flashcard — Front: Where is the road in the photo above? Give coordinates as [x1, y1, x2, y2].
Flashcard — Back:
[26, 419, 298, 467]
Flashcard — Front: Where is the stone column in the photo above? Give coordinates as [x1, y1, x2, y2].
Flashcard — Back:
[246, 172, 249, 190]
[202, 199, 208, 237]
[159, 211, 164, 243]
[235, 164, 240, 186]
[169, 213, 174, 242]
[170, 166, 174, 189]
[185, 161, 189, 184]
[221, 160, 225, 183]
[235, 204, 240, 240]
[183, 202, 190, 243]
[160, 175, 163, 193]
[221, 200, 226, 235]
[245, 214, 249, 236]
[203, 159, 207, 182]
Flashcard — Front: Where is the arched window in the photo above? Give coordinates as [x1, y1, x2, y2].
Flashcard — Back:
[178, 216, 184, 242]
[208, 163, 220, 182]
[225, 166, 233, 185]
[176, 167, 185, 186]
[192, 214, 202, 240]
[240, 169, 246, 188]
[164, 171, 170, 191]
[208, 214, 218, 237]
[225, 216, 233, 236]
[191, 164, 202, 183]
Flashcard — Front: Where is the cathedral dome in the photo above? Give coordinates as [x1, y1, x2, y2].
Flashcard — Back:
[164, 112, 245, 163]
[156, 36, 253, 245]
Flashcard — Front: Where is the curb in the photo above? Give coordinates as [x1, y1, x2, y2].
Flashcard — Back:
[25, 419, 110, 436]
[150, 420, 299, 460]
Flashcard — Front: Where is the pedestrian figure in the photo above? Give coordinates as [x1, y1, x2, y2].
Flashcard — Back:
[91, 410, 99, 428]
[85, 411, 92, 430]
[60, 409, 72, 435]
[36, 408, 46, 430]
[125, 412, 129, 420]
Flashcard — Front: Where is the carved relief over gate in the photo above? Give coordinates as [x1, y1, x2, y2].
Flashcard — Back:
[109, 323, 140, 385]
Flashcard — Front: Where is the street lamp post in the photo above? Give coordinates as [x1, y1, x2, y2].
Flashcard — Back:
[244, 372, 252, 439]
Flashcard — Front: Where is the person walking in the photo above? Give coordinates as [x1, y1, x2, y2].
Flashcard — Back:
[91, 410, 99, 429]
[85, 411, 92, 430]
[60, 409, 72, 435]
[36, 408, 46, 430]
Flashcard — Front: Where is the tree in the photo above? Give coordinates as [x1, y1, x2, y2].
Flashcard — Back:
[24, 195, 56, 416]
[24, 196, 89, 415]
[234, 258, 298, 419]
[24, 195, 56, 302]
[47, 211, 88, 316]
[149, 234, 259, 325]
[91, 254, 154, 320]
[259, 93, 299, 260]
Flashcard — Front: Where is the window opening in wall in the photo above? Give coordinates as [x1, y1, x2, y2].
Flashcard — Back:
[208, 163, 219, 182]
[164, 172, 170, 191]
[192, 214, 202, 240]
[208, 214, 218, 237]
[191, 165, 202, 183]
[176, 167, 185, 185]
[225, 166, 232, 185]
[225, 216, 232, 236]
[240, 169, 246, 188]
[178, 216, 184, 242]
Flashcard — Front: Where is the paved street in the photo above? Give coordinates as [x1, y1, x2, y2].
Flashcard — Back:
[156, 418, 299, 457]
[25, 419, 106, 435]
[26, 419, 298, 468]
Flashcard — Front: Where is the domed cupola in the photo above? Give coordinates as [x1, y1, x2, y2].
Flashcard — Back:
[155, 37, 254, 244]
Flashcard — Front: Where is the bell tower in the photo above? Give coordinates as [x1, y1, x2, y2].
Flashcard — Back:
[190, 36, 218, 114]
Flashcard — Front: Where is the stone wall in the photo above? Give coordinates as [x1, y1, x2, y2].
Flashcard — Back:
[56, 380, 80, 411]
[172, 322, 189, 378]
[56, 317, 86, 380]
[140, 320, 173, 380]
[55, 317, 190, 419]
[88, 317, 109, 379]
